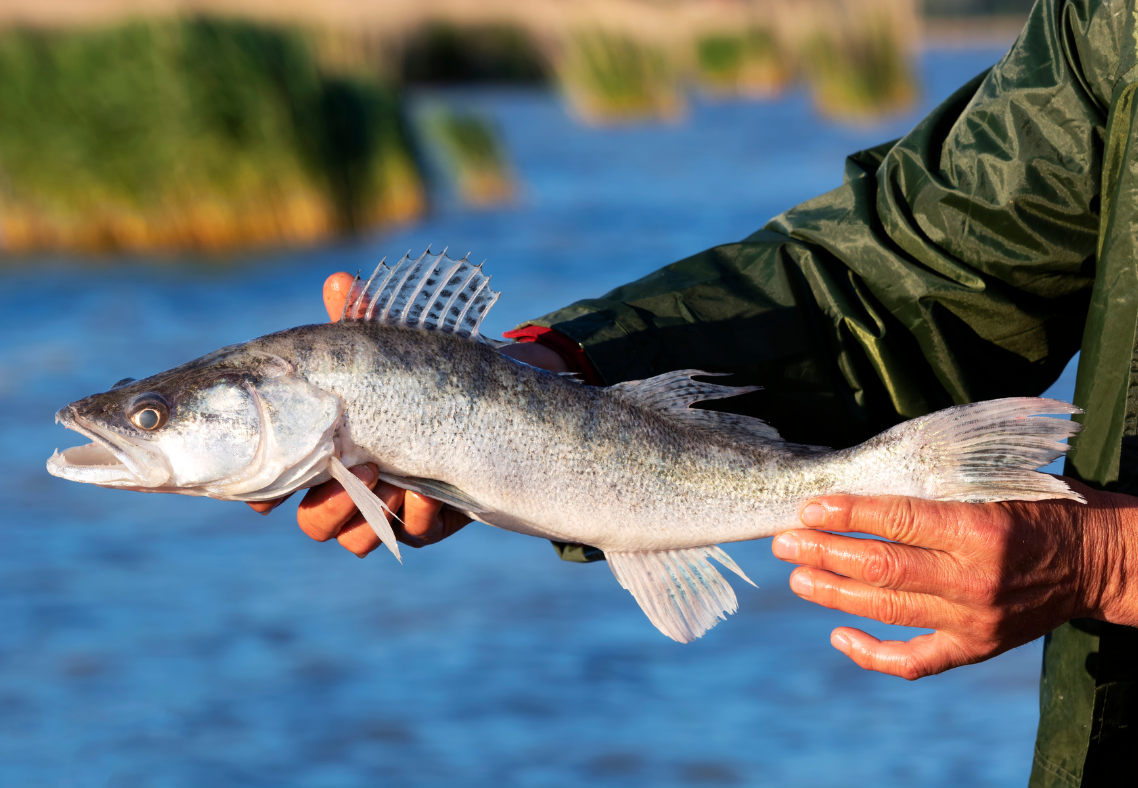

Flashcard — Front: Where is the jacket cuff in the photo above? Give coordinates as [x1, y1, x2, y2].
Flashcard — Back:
[510, 301, 663, 387]
[501, 325, 606, 386]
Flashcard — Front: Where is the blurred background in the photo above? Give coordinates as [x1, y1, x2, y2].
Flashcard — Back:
[0, 1, 1076, 786]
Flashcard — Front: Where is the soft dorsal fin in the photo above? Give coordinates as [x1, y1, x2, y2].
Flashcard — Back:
[609, 370, 829, 453]
[609, 370, 782, 444]
[341, 248, 500, 340]
[610, 369, 759, 411]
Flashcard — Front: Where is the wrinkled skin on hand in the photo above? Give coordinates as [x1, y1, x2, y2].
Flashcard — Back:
[248, 272, 568, 557]
[774, 484, 1138, 679]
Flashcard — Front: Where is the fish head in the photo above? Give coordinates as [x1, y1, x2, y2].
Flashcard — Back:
[47, 346, 345, 500]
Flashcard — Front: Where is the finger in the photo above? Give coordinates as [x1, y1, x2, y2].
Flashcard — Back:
[324, 271, 356, 322]
[400, 492, 446, 544]
[772, 530, 961, 597]
[499, 342, 572, 373]
[435, 508, 473, 542]
[336, 513, 380, 557]
[247, 492, 294, 515]
[787, 566, 957, 630]
[296, 464, 378, 541]
[337, 483, 405, 557]
[798, 495, 969, 550]
[830, 627, 969, 680]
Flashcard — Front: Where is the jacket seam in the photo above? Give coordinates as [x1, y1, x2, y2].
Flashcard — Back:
[1032, 745, 1083, 788]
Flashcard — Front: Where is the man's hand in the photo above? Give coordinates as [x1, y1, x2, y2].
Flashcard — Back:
[248, 271, 568, 558]
[772, 483, 1138, 679]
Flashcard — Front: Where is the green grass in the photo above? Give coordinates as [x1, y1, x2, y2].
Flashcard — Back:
[801, 21, 916, 120]
[557, 31, 682, 123]
[422, 105, 513, 205]
[0, 19, 422, 252]
[694, 28, 788, 96]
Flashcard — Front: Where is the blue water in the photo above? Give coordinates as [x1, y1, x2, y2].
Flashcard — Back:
[0, 47, 1080, 787]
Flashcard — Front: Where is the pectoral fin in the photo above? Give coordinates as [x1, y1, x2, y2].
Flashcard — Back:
[606, 546, 756, 643]
[328, 456, 402, 563]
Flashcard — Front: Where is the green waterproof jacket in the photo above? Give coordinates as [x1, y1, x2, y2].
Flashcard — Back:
[520, 0, 1138, 783]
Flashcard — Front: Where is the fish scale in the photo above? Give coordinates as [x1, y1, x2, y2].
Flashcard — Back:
[48, 250, 1085, 643]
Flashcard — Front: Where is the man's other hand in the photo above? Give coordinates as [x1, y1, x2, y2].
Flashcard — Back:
[772, 483, 1138, 679]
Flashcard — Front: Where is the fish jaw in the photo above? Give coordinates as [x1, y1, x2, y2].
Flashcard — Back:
[47, 405, 172, 488]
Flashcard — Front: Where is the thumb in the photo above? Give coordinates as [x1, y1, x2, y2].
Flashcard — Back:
[323, 272, 356, 323]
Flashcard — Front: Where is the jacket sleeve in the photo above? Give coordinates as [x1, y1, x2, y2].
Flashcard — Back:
[521, 0, 1119, 460]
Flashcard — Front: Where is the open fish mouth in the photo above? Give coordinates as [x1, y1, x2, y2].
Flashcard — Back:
[47, 406, 171, 488]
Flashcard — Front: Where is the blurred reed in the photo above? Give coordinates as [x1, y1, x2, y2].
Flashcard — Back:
[0, 0, 922, 254]
[557, 31, 681, 124]
[796, 1, 918, 119]
[692, 28, 789, 99]
[420, 106, 514, 206]
[0, 19, 423, 254]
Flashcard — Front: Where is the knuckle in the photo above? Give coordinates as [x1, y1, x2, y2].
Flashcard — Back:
[970, 610, 1004, 642]
[897, 658, 925, 682]
[962, 507, 1011, 555]
[872, 591, 906, 626]
[971, 573, 1002, 606]
[861, 542, 900, 587]
[885, 497, 920, 542]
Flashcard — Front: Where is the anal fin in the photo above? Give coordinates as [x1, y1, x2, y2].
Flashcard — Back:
[606, 546, 755, 643]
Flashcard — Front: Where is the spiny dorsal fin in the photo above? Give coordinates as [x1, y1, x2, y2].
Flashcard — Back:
[341, 248, 500, 340]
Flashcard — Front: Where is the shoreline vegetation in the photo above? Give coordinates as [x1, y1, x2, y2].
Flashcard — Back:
[0, 0, 1019, 255]
[0, 21, 425, 254]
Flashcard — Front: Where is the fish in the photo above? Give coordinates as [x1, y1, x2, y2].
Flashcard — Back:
[47, 249, 1085, 643]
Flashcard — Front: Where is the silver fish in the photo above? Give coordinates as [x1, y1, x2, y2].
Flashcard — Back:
[48, 250, 1085, 642]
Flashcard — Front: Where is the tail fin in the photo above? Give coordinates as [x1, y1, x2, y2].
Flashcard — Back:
[884, 397, 1084, 504]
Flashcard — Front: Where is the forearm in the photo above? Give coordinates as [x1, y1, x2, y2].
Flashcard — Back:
[1080, 487, 1138, 627]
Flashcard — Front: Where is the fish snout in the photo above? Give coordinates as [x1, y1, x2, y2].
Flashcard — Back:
[48, 406, 172, 488]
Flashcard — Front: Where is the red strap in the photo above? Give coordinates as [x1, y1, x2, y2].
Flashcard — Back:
[502, 325, 605, 386]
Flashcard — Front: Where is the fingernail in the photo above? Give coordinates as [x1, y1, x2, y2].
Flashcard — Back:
[800, 502, 825, 527]
[832, 631, 851, 653]
[353, 465, 376, 484]
[789, 570, 814, 598]
[772, 533, 800, 561]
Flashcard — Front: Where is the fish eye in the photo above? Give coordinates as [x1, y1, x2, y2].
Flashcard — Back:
[128, 392, 169, 431]
[111, 378, 136, 390]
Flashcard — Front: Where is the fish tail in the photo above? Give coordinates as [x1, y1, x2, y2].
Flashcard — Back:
[882, 397, 1085, 504]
